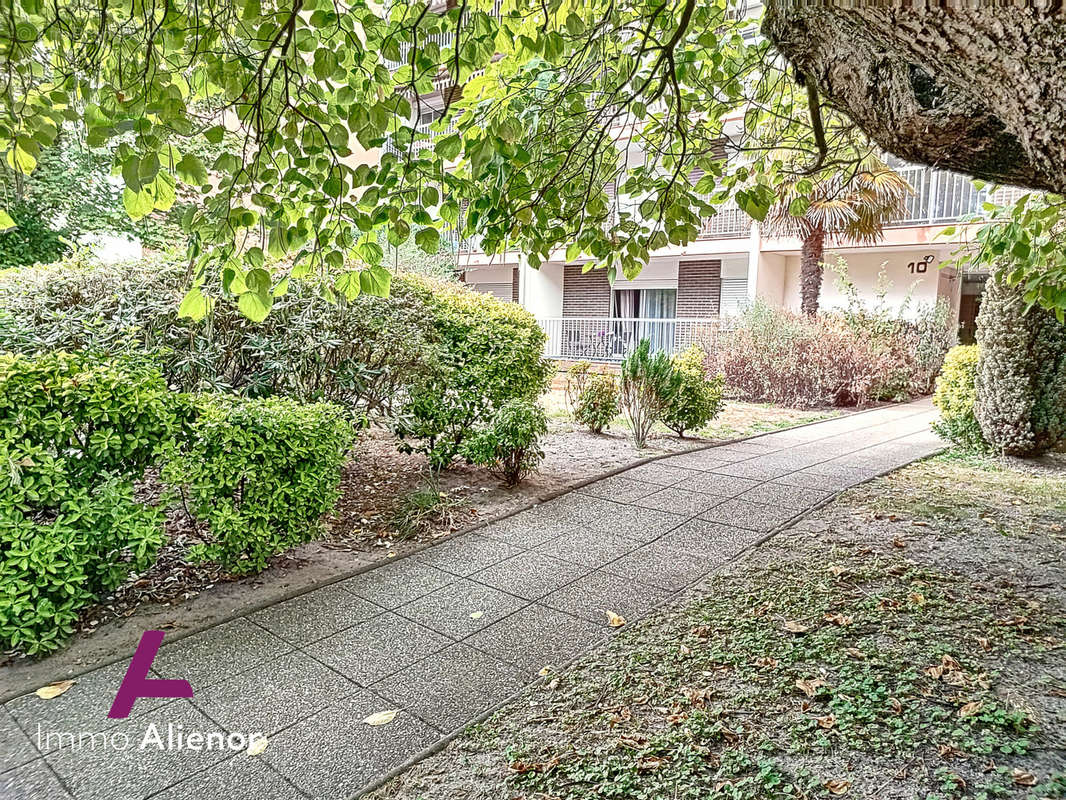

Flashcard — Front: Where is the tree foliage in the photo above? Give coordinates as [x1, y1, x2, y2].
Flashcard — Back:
[0, 0, 856, 316]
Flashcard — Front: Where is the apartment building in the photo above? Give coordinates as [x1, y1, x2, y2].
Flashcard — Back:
[386, 1, 1015, 361]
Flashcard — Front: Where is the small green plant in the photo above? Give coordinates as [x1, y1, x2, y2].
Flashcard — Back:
[390, 480, 467, 538]
[162, 395, 356, 573]
[932, 345, 986, 451]
[462, 398, 548, 486]
[564, 360, 592, 410]
[620, 339, 681, 448]
[574, 371, 620, 433]
[662, 344, 724, 437]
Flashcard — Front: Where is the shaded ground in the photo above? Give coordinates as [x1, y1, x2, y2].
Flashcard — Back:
[0, 398, 833, 696]
[368, 451, 1066, 800]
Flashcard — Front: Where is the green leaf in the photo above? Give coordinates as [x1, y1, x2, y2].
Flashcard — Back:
[238, 290, 272, 322]
[435, 134, 462, 160]
[150, 171, 176, 211]
[244, 268, 272, 296]
[178, 286, 211, 321]
[336, 271, 362, 300]
[123, 187, 154, 220]
[414, 227, 441, 253]
[0, 209, 14, 232]
[359, 265, 391, 296]
[176, 153, 208, 186]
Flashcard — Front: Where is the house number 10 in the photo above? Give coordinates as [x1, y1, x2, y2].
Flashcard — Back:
[908, 254, 935, 274]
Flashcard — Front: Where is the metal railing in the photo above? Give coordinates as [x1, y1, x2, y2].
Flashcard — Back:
[699, 201, 751, 239]
[538, 317, 736, 362]
[889, 165, 1031, 227]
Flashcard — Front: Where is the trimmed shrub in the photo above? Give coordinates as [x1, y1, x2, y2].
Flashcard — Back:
[397, 277, 552, 469]
[662, 345, 724, 437]
[932, 345, 986, 451]
[574, 371, 620, 434]
[0, 482, 163, 655]
[974, 273, 1066, 456]
[0, 352, 175, 654]
[620, 339, 681, 448]
[462, 398, 548, 486]
[161, 396, 356, 573]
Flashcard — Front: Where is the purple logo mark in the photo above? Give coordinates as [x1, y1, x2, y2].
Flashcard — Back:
[108, 631, 193, 719]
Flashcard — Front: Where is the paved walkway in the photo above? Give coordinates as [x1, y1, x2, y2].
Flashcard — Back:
[1, 401, 941, 800]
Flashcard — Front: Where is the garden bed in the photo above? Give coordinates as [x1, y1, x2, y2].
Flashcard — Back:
[0, 398, 835, 697]
[366, 450, 1066, 800]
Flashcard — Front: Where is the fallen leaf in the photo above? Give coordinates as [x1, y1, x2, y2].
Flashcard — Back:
[246, 736, 269, 756]
[783, 620, 809, 633]
[1011, 769, 1037, 787]
[958, 701, 983, 718]
[827, 564, 846, 577]
[817, 714, 837, 729]
[796, 678, 826, 697]
[509, 757, 559, 774]
[845, 648, 866, 659]
[35, 681, 75, 700]
[824, 613, 853, 626]
[469, 611, 484, 620]
[637, 755, 667, 771]
[602, 609, 626, 627]
[537, 665, 552, 677]
[678, 644, 691, 655]
[363, 709, 400, 726]
[977, 636, 991, 652]
[892, 537, 906, 549]
[754, 657, 779, 669]
[908, 592, 926, 607]
[888, 697, 903, 714]
[825, 779, 851, 795]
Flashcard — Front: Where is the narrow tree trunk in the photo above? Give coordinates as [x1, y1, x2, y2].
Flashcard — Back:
[799, 229, 825, 316]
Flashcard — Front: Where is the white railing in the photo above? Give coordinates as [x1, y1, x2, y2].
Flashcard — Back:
[889, 165, 1033, 227]
[538, 317, 735, 362]
[699, 201, 751, 239]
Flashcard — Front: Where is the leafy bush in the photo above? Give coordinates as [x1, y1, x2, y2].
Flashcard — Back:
[620, 339, 681, 448]
[0, 352, 175, 654]
[574, 371, 620, 434]
[0, 257, 447, 415]
[974, 273, 1066, 456]
[0, 201, 70, 269]
[462, 399, 548, 486]
[564, 360, 593, 410]
[397, 277, 552, 469]
[662, 344, 724, 437]
[932, 345, 987, 451]
[0, 482, 163, 655]
[161, 396, 356, 573]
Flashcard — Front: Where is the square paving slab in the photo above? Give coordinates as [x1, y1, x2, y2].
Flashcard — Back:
[534, 528, 642, 569]
[471, 551, 589, 600]
[465, 604, 605, 675]
[1, 759, 72, 800]
[263, 689, 439, 800]
[542, 569, 672, 623]
[411, 534, 525, 576]
[247, 584, 384, 647]
[304, 613, 452, 686]
[697, 498, 801, 532]
[372, 644, 525, 733]
[153, 756, 307, 800]
[340, 561, 455, 609]
[395, 579, 527, 639]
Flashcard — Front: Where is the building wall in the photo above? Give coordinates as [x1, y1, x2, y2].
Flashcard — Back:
[523, 262, 564, 317]
[676, 259, 721, 317]
[462, 263, 517, 301]
[561, 263, 611, 316]
[780, 247, 952, 319]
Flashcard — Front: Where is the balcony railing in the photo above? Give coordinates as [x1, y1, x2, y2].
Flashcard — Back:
[538, 317, 736, 363]
[888, 165, 1030, 227]
[699, 201, 751, 239]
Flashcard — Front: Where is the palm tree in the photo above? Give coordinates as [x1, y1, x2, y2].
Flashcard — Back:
[766, 159, 911, 315]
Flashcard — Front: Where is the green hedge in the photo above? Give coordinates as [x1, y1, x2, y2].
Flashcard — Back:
[161, 396, 356, 573]
[0, 352, 174, 654]
[398, 276, 552, 468]
[931, 345, 986, 451]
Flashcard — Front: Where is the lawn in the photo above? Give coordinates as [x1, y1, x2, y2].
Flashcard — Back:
[368, 450, 1066, 799]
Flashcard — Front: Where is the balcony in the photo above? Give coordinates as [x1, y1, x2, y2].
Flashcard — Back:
[698, 201, 751, 239]
[888, 164, 1029, 227]
[538, 317, 736, 363]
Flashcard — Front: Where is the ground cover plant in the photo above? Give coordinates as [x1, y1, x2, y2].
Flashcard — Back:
[368, 450, 1066, 800]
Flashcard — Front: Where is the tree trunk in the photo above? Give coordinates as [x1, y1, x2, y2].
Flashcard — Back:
[800, 228, 825, 316]
[762, 4, 1066, 194]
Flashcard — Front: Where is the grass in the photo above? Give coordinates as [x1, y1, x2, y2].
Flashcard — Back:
[370, 450, 1066, 800]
